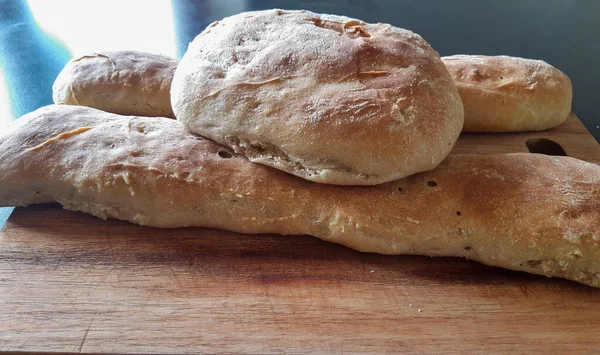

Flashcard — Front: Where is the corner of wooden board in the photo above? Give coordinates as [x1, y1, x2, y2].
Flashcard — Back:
[453, 113, 600, 165]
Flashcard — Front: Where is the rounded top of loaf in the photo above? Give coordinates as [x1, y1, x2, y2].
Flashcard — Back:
[442, 55, 571, 92]
[171, 9, 464, 185]
[442, 55, 572, 132]
[53, 51, 178, 118]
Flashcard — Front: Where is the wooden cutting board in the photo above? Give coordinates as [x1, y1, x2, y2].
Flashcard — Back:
[2, 114, 600, 354]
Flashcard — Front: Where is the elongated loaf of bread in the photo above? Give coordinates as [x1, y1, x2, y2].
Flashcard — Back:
[442, 55, 572, 132]
[53, 51, 178, 118]
[442, 55, 573, 132]
[172, 9, 464, 185]
[2, 105, 599, 287]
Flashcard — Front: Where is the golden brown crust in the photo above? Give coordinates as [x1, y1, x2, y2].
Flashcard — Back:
[442, 55, 572, 132]
[171, 9, 464, 185]
[53, 51, 178, 118]
[2, 105, 599, 287]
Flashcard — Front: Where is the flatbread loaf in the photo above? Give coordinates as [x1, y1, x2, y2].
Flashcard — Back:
[2, 105, 599, 287]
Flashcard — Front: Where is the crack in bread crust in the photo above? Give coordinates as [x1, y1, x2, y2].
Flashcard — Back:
[224, 135, 372, 181]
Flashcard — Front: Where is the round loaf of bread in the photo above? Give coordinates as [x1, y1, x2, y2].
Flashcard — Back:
[442, 55, 572, 132]
[171, 9, 464, 185]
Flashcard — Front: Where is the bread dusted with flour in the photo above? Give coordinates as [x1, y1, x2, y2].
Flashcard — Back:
[442, 55, 572, 132]
[53, 51, 178, 118]
[171, 9, 464, 185]
[2, 105, 599, 287]
[51, 51, 573, 136]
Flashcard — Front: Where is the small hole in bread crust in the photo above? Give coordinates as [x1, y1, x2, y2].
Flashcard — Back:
[464, 246, 471, 251]
[456, 211, 461, 216]
[218, 150, 233, 159]
[427, 180, 438, 187]
[397, 187, 403, 192]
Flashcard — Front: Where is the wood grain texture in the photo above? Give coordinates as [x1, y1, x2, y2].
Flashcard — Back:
[1, 114, 600, 354]
[454, 113, 600, 164]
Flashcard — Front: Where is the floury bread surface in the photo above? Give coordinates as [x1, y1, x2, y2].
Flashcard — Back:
[171, 9, 464, 185]
[442, 55, 572, 132]
[2, 105, 600, 287]
[53, 51, 178, 118]
[51, 51, 572, 136]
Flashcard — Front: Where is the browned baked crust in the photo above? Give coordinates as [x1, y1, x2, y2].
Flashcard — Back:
[53, 51, 178, 118]
[171, 9, 464, 185]
[2, 105, 599, 287]
[443, 55, 572, 132]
